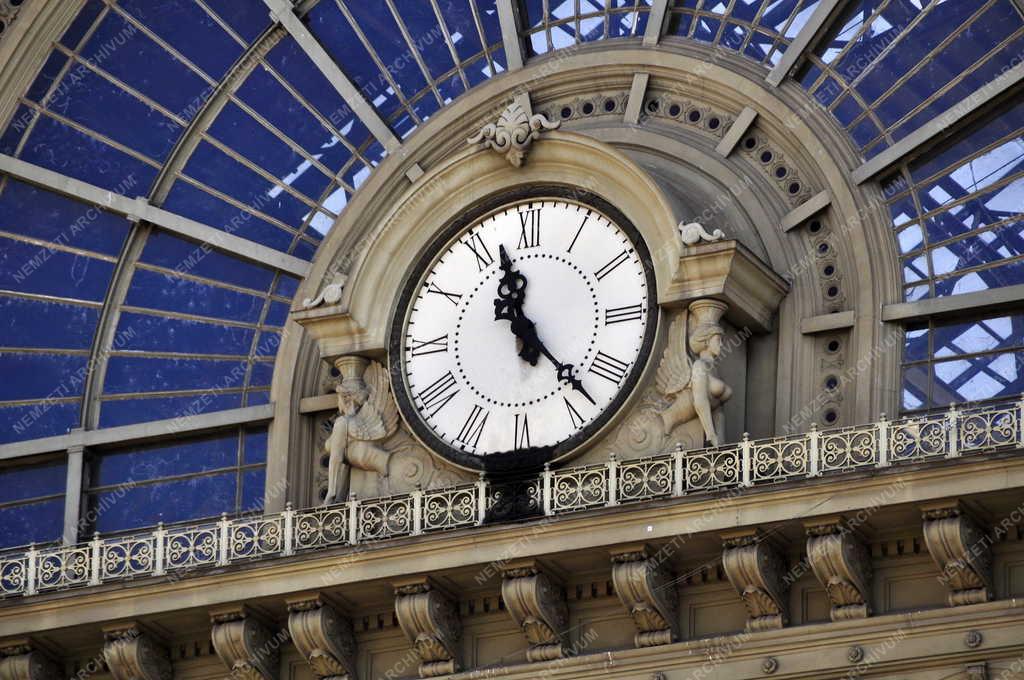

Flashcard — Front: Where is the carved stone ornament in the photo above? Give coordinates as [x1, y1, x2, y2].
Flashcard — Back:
[804, 518, 872, 620]
[209, 606, 280, 680]
[965, 662, 988, 680]
[302, 274, 349, 309]
[286, 595, 357, 680]
[921, 503, 992, 606]
[101, 624, 173, 680]
[500, 561, 569, 662]
[721, 531, 789, 631]
[609, 546, 680, 647]
[393, 578, 462, 678]
[323, 356, 399, 505]
[466, 100, 560, 167]
[678, 221, 725, 246]
[655, 300, 733, 447]
[0, 640, 59, 680]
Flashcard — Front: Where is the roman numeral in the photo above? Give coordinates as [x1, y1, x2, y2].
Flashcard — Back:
[517, 207, 541, 249]
[594, 250, 630, 281]
[426, 282, 462, 305]
[455, 404, 489, 449]
[604, 304, 644, 325]
[589, 351, 630, 385]
[417, 371, 459, 417]
[567, 213, 589, 253]
[514, 413, 530, 448]
[409, 334, 448, 357]
[564, 396, 585, 429]
[464, 232, 494, 271]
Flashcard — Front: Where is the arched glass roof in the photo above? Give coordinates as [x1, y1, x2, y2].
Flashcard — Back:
[0, 0, 1022, 546]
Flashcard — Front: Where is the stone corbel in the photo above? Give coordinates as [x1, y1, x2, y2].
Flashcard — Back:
[804, 517, 872, 620]
[500, 559, 569, 662]
[663, 239, 788, 333]
[921, 502, 992, 606]
[209, 606, 280, 680]
[721, 530, 790, 631]
[393, 577, 462, 678]
[285, 593, 357, 680]
[0, 639, 59, 680]
[101, 623, 173, 680]
[609, 544, 680, 647]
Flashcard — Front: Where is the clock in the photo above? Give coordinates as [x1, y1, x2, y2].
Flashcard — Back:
[389, 187, 657, 473]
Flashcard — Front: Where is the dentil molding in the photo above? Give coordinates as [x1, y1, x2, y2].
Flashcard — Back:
[392, 577, 462, 678]
[500, 560, 569, 662]
[610, 545, 680, 647]
[286, 594, 357, 680]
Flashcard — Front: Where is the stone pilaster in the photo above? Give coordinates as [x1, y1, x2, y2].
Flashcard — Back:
[721, 530, 789, 631]
[500, 560, 569, 662]
[101, 623, 172, 680]
[286, 593, 357, 680]
[804, 517, 872, 620]
[609, 544, 679, 647]
[393, 577, 461, 678]
[209, 606, 280, 680]
[921, 502, 992, 606]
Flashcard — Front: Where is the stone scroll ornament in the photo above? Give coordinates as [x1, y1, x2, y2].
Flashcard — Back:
[500, 564, 569, 662]
[655, 300, 733, 446]
[302, 274, 349, 309]
[102, 624, 173, 680]
[678, 221, 725, 246]
[466, 100, 560, 167]
[393, 581, 462, 678]
[323, 357, 399, 505]
[0, 640, 59, 680]
[287, 595, 357, 680]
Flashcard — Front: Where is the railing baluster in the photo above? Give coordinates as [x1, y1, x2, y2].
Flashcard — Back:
[672, 444, 684, 496]
[89, 533, 101, 586]
[543, 463, 553, 516]
[154, 523, 165, 576]
[475, 473, 487, 526]
[282, 503, 295, 557]
[25, 543, 37, 596]
[348, 495, 359, 545]
[1018, 395, 1024, 447]
[877, 414, 889, 468]
[741, 433, 752, 487]
[808, 423, 819, 477]
[217, 513, 230, 566]
[947, 404, 959, 458]
[606, 453, 619, 507]
[412, 487, 424, 536]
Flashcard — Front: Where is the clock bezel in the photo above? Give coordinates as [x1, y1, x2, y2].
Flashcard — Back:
[388, 184, 659, 475]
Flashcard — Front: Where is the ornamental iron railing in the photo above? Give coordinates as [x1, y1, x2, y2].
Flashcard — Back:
[1, 399, 1021, 599]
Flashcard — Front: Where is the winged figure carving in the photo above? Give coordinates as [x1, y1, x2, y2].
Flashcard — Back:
[655, 300, 733, 447]
[323, 357, 399, 505]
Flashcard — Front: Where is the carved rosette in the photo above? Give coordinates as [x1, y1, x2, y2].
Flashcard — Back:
[500, 562, 568, 662]
[721, 532, 789, 631]
[209, 607, 280, 680]
[921, 504, 992, 606]
[102, 624, 173, 680]
[804, 520, 872, 620]
[393, 579, 461, 678]
[610, 547, 679, 647]
[286, 595, 357, 680]
[0, 640, 59, 680]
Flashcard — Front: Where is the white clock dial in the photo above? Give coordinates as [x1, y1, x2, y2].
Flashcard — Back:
[392, 192, 656, 469]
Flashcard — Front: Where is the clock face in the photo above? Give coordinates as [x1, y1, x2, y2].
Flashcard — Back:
[390, 188, 657, 472]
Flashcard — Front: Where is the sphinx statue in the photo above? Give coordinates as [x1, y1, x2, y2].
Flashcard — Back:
[322, 356, 399, 505]
[655, 300, 733, 447]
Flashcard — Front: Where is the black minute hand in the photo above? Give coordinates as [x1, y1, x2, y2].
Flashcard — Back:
[493, 245, 596, 405]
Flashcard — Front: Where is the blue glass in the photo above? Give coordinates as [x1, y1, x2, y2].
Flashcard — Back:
[59, 0, 105, 49]
[831, 94, 862, 127]
[264, 301, 290, 327]
[903, 325, 929, 363]
[0, 460, 67, 503]
[346, 3, 431, 97]
[115, 312, 255, 356]
[932, 350, 1024, 406]
[811, 76, 842, 108]
[123, 268, 265, 323]
[98, 393, 243, 428]
[0, 179, 132, 257]
[0, 237, 115, 301]
[444, 0, 487, 61]
[104, 356, 249, 395]
[47, 67, 184, 162]
[290, 237, 318, 261]
[395, 3, 456, 82]
[721, 22, 746, 50]
[0, 297, 98, 350]
[932, 315, 1024, 359]
[0, 402, 80, 445]
[161, 181, 293, 253]
[849, 116, 880, 149]
[182, 141, 313, 229]
[935, 258, 1024, 296]
[0, 499, 64, 549]
[0, 352, 87, 401]
[90, 472, 238, 531]
[203, 0, 273, 45]
[92, 433, 239, 487]
[139, 231, 276, 293]
[474, 0, 504, 46]
[246, 390, 270, 406]
[241, 468, 266, 511]
[732, 0, 767, 23]
[248, 362, 274, 388]
[25, 52, 68, 103]
[262, 37, 373, 152]
[273, 275, 300, 299]
[921, 179, 1024, 244]
[117, 0, 241, 80]
[19, 115, 158, 195]
[901, 362, 928, 410]
[0, 105, 35, 154]
[244, 428, 268, 465]
[744, 30, 774, 61]
[79, 11, 211, 119]
[253, 332, 281, 358]
[666, 12, 692, 37]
